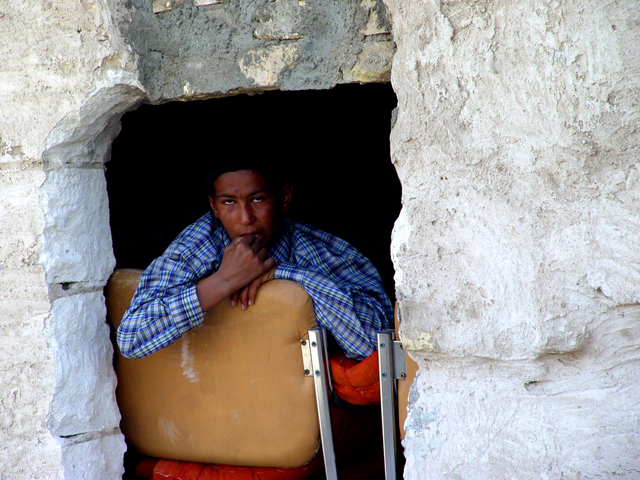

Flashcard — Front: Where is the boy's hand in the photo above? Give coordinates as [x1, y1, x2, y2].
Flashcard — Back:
[231, 263, 279, 309]
[195, 235, 275, 312]
[217, 235, 275, 288]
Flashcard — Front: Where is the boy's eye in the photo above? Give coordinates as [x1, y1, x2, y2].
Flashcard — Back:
[222, 200, 235, 205]
[252, 197, 264, 203]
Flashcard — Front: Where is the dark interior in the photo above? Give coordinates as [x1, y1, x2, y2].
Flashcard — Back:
[106, 83, 401, 301]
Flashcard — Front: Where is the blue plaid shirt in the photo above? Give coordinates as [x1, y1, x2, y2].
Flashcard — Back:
[117, 213, 393, 360]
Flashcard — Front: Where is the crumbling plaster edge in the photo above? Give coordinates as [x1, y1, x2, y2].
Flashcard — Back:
[37, 77, 146, 474]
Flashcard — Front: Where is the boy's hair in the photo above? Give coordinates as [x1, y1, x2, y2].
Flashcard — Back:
[205, 158, 288, 198]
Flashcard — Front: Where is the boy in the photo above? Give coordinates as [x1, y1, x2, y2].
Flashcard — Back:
[117, 161, 393, 360]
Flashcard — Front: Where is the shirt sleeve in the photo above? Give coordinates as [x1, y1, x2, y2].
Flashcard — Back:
[116, 251, 205, 359]
[274, 255, 393, 360]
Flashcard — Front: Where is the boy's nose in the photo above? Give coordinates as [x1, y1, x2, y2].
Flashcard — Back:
[238, 205, 255, 225]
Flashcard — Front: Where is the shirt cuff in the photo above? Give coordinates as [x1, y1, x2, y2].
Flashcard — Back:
[274, 262, 307, 284]
[165, 283, 205, 333]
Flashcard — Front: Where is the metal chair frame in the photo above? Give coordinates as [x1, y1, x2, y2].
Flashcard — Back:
[306, 328, 406, 480]
[307, 327, 339, 480]
[378, 330, 406, 480]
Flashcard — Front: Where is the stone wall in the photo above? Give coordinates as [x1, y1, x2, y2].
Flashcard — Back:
[385, 0, 640, 477]
[0, 1, 142, 477]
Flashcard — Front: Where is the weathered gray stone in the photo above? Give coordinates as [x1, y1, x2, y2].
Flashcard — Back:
[1, 0, 141, 477]
[0, 163, 61, 478]
[121, 0, 393, 101]
[43, 84, 144, 167]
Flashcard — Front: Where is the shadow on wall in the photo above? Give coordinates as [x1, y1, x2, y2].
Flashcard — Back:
[106, 83, 400, 300]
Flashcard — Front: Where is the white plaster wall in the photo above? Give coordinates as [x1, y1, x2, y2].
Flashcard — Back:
[0, 0, 143, 478]
[384, 0, 640, 478]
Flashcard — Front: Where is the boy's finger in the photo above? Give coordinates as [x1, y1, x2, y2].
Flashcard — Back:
[257, 247, 269, 261]
[230, 291, 238, 307]
[239, 286, 249, 310]
[233, 234, 253, 246]
[263, 257, 276, 270]
[248, 278, 261, 306]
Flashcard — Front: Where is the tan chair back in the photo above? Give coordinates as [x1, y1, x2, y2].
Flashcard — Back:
[106, 269, 320, 468]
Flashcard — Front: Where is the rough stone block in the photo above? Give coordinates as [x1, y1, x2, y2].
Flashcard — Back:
[124, 0, 373, 100]
[48, 292, 121, 437]
[60, 431, 126, 480]
[388, 0, 640, 360]
[0, 431, 63, 480]
[0, 1, 140, 478]
[0, 0, 140, 159]
[42, 84, 144, 167]
[343, 40, 394, 83]
[0, 266, 59, 478]
[0, 164, 55, 475]
[41, 168, 116, 286]
[239, 44, 302, 88]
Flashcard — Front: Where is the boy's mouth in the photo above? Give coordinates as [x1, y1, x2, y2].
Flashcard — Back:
[241, 232, 263, 242]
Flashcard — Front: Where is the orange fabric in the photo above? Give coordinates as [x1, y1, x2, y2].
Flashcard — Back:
[141, 350, 382, 480]
[330, 351, 380, 406]
[153, 460, 205, 479]
[149, 455, 323, 480]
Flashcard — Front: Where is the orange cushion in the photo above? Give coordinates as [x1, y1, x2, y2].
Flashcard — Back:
[147, 455, 323, 480]
[330, 351, 380, 406]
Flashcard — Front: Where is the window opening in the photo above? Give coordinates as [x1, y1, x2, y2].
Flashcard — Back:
[106, 83, 402, 479]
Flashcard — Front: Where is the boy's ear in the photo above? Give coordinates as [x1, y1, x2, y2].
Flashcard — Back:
[281, 184, 293, 213]
[209, 196, 220, 218]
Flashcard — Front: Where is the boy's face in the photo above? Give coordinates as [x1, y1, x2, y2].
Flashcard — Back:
[209, 169, 291, 249]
